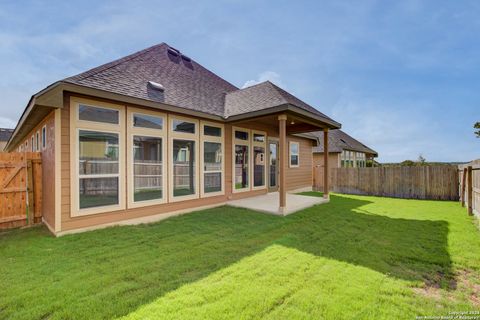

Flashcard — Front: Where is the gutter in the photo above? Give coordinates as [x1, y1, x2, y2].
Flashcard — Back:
[7, 82, 342, 150]
[225, 103, 341, 129]
[5, 81, 66, 151]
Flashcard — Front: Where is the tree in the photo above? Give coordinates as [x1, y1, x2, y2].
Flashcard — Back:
[417, 155, 426, 165]
[475, 122, 480, 138]
[400, 160, 415, 166]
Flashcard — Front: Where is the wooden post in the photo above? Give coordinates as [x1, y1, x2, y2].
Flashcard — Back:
[26, 159, 34, 225]
[467, 166, 473, 215]
[461, 168, 467, 207]
[278, 114, 287, 213]
[323, 128, 329, 199]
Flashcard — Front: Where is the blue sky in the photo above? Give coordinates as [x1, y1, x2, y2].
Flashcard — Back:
[0, 0, 478, 162]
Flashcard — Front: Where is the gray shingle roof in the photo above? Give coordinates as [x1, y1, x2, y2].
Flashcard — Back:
[224, 81, 334, 121]
[0, 128, 14, 142]
[312, 129, 377, 156]
[64, 43, 239, 117]
[63, 43, 337, 122]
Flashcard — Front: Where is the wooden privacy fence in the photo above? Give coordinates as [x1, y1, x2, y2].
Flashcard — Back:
[458, 160, 480, 216]
[0, 152, 42, 229]
[314, 165, 459, 201]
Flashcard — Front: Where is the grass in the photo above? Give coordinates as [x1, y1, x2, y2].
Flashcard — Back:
[298, 191, 324, 197]
[1, 194, 480, 319]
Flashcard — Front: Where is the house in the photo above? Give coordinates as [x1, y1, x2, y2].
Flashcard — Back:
[311, 129, 377, 168]
[4, 43, 341, 235]
[0, 128, 14, 152]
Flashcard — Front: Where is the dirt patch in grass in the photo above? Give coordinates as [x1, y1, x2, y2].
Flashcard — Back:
[457, 269, 480, 307]
[413, 269, 480, 307]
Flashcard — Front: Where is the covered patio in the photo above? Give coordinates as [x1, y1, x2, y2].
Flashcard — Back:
[228, 108, 340, 215]
[227, 191, 328, 215]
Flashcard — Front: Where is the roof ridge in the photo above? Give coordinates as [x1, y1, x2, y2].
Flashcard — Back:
[233, 80, 273, 92]
[339, 130, 377, 154]
[264, 80, 290, 104]
[65, 42, 168, 82]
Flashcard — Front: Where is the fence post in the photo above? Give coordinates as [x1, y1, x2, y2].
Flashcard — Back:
[27, 159, 35, 225]
[461, 168, 467, 207]
[467, 166, 473, 216]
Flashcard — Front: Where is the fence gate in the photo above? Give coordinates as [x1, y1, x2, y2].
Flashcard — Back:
[0, 152, 42, 229]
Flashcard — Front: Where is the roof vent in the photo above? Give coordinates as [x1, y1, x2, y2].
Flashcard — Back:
[167, 47, 180, 57]
[181, 54, 191, 62]
[148, 81, 165, 91]
[340, 139, 347, 144]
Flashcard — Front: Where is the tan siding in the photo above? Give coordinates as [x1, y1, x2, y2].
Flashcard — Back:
[285, 138, 314, 191]
[40, 113, 56, 228]
[61, 94, 71, 230]
[10, 111, 56, 229]
[313, 153, 340, 168]
[60, 93, 316, 232]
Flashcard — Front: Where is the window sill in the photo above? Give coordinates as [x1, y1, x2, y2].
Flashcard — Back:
[71, 204, 125, 218]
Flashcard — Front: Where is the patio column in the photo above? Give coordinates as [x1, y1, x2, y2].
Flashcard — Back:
[323, 128, 329, 199]
[278, 114, 287, 213]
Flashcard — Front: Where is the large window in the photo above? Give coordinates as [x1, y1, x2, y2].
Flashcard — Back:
[356, 152, 366, 168]
[289, 141, 299, 167]
[127, 109, 166, 208]
[252, 131, 266, 189]
[173, 140, 196, 196]
[341, 150, 354, 168]
[200, 122, 224, 197]
[78, 130, 119, 209]
[169, 116, 199, 201]
[70, 97, 125, 216]
[233, 128, 250, 192]
[133, 137, 163, 201]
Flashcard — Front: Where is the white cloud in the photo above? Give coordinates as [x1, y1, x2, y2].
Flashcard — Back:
[0, 116, 17, 128]
[242, 71, 284, 89]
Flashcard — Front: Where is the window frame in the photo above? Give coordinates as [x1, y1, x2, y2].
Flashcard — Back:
[232, 127, 251, 193]
[35, 131, 40, 151]
[289, 141, 300, 168]
[251, 130, 267, 190]
[200, 121, 224, 197]
[127, 108, 167, 209]
[168, 115, 199, 202]
[70, 97, 126, 217]
[41, 125, 47, 150]
[78, 103, 120, 125]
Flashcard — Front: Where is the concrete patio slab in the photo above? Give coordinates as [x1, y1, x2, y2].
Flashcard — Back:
[227, 192, 328, 216]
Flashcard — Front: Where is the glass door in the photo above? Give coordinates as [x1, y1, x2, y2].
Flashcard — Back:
[268, 141, 279, 192]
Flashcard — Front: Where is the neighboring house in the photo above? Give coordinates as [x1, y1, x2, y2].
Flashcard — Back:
[0, 128, 14, 152]
[311, 129, 377, 168]
[4, 43, 341, 235]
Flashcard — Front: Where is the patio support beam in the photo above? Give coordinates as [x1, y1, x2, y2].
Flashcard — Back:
[278, 114, 287, 213]
[323, 128, 329, 199]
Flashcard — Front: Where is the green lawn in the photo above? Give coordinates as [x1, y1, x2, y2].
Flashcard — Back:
[1, 194, 479, 319]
